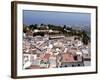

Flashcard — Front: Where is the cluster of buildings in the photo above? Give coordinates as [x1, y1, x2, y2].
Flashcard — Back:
[23, 29, 91, 69]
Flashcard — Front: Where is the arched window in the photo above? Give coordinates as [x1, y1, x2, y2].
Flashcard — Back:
[65, 65, 67, 67]
[78, 64, 80, 66]
[72, 65, 74, 67]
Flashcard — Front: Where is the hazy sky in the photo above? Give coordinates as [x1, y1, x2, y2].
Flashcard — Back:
[23, 10, 91, 26]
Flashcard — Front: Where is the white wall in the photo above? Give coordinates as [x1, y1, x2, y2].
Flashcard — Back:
[0, 0, 99, 80]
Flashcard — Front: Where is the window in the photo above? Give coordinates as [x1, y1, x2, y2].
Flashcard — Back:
[78, 64, 80, 66]
[65, 65, 67, 67]
[72, 65, 74, 67]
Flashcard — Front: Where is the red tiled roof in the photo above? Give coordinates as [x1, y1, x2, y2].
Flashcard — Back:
[44, 54, 50, 59]
[61, 53, 75, 62]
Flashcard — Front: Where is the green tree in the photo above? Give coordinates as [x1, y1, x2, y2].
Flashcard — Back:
[29, 24, 38, 30]
[63, 25, 66, 29]
[82, 31, 89, 45]
[23, 27, 27, 33]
